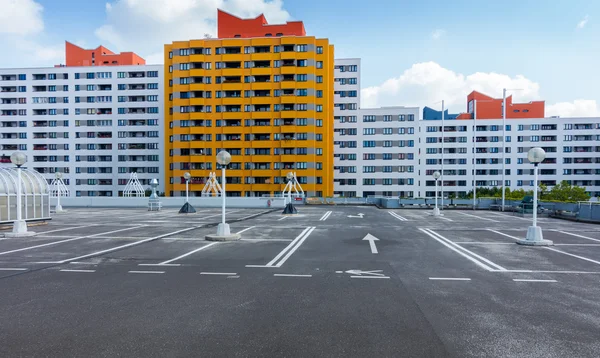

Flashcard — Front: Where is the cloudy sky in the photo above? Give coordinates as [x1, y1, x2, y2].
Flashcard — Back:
[0, 0, 598, 117]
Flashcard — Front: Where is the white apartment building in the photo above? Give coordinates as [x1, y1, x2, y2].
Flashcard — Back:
[0, 65, 164, 197]
[422, 117, 600, 199]
[333, 58, 600, 198]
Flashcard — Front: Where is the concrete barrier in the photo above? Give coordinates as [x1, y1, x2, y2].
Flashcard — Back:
[52, 196, 289, 209]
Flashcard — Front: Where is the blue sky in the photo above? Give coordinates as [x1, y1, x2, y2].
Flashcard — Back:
[1, 0, 598, 116]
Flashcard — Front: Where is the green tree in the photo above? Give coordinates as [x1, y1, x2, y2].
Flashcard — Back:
[538, 183, 548, 200]
[546, 181, 590, 202]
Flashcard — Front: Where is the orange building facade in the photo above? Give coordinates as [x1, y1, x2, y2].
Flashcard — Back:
[456, 91, 545, 119]
[61, 41, 146, 67]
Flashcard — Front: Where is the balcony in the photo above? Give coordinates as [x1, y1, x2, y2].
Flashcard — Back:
[1, 110, 17, 116]
[1, 86, 17, 92]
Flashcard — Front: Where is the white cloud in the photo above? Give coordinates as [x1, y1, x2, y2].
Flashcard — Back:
[94, 0, 291, 63]
[0, 0, 44, 36]
[361, 61, 541, 111]
[0, 0, 64, 67]
[431, 29, 445, 40]
[577, 15, 589, 29]
[547, 100, 600, 117]
[362, 61, 599, 118]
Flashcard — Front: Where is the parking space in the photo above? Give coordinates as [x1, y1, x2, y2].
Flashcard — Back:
[2, 206, 600, 357]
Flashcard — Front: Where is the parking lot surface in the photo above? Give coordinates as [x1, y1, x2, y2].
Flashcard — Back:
[1, 206, 600, 357]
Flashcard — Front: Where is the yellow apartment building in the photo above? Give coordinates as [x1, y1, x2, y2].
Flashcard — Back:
[163, 10, 334, 198]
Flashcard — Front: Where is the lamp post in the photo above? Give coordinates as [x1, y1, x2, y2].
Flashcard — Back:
[206, 150, 239, 240]
[516, 147, 553, 246]
[432, 171, 441, 216]
[178, 172, 196, 213]
[55, 172, 64, 212]
[184, 172, 191, 203]
[7, 151, 35, 237]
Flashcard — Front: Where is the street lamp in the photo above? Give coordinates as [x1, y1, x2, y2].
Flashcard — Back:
[432, 171, 441, 216]
[516, 147, 553, 246]
[206, 150, 239, 240]
[7, 151, 35, 237]
[178, 172, 196, 213]
[282, 172, 298, 214]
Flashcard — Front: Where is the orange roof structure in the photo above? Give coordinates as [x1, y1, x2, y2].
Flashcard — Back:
[217, 9, 306, 39]
[457, 91, 545, 119]
[61, 41, 145, 67]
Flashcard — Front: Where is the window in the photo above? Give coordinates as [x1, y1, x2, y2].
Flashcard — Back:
[316, 105, 323, 112]
[316, 61, 323, 69]
[316, 76, 323, 83]
[316, 46, 323, 54]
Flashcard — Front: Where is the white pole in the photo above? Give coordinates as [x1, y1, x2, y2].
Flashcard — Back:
[16, 167, 22, 223]
[221, 166, 226, 225]
[288, 179, 292, 204]
[502, 88, 506, 211]
[473, 99, 477, 209]
[435, 178, 438, 211]
[533, 164, 538, 228]
[441, 100, 445, 209]
[57, 186, 62, 210]
[186, 180, 189, 203]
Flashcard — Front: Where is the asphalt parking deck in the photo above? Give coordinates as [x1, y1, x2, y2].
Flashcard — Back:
[1, 206, 600, 357]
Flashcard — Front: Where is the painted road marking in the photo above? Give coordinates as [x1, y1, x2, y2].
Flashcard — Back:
[350, 276, 390, 279]
[240, 238, 293, 242]
[158, 242, 220, 265]
[246, 227, 316, 268]
[236, 226, 256, 234]
[128, 270, 165, 274]
[487, 229, 522, 241]
[363, 234, 379, 254]
[545, 247, 600, 266]
[200, 272, 237, 276]
[551, 230, 600, 243]
[438, 216, 454, 222]
[277, 216, 288, 221]
[420, 228, 507, 271]
[60, 269, 96, 273]
[513, 279, 558, 283]
[453, 242, 513, 245]
[37, 225, 99, 235]
[429, 277, 471, 281]
[0, 226, 144, 257]
[0, 268, 28, 271]
[388, 211, 408, 221]
[319, 211, 332, 221]
[274, 274, 312, 277]
[455, 212, 500, 222]
[493, 270, 600, 274]
[52, 226, 203, 264]
[138, 263, 182, 267]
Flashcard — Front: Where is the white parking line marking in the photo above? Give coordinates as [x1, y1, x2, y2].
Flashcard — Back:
[429, 277, 471, 281]
[200, 272, 237, 276]
[159, 242, 219, 265]
[265, 227, 311, 267]
[269, 227, 316, 268]
[552, 230, 600, 243]
[545, 247, 600, 266]
[319, 211, 332, 221]
[236, 226, 256, 235]
[455, 212, 499, 222]
[60, 269, 95, 273]
[0, 226, 144, 257]
[273, 274, 312, 277]
[493, 270, 600, 274]
[38, 225, 98, 235]
[228, 275, 240, 279]
[487, 229, 522, 241]
[55, 226, 203, 264]
[0, 268, 28, 271]
[238, 210, 272, 221]
[278, 216, 288, 221]
[138, 263, 181, 267]
[388, 211, 408, 221]
[420, 228, 506, 272]
[453, 242, 513, 245]
[513, 279, 558, 282]
[350, 276, 390, 279]
[241, 238, 293, 242]
[128, 270, 165, 274]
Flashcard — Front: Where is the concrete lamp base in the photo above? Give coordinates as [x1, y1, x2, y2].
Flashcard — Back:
[205, 223, 241, 241]
[5, 220, 36, 238]
[178, 202, 197, 214]
[282, 203, 298, 215]
[55, 204, 66, 213]
[432, 207, 441, 216]
[516, 226, 553, 246]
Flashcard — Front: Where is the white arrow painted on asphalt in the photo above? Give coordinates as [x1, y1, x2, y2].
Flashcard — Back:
[345, 269, 385, 276]
[362, 233, 379, 254]
[347, 213, 365, 218]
